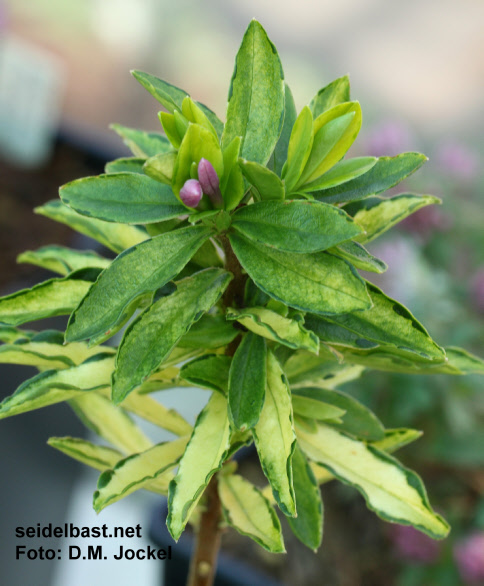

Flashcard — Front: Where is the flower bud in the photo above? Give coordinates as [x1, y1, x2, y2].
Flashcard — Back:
[179, 179, 203, 208]
[198, 158, 223, 207]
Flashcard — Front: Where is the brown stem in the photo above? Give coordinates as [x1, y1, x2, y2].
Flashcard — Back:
[186, 472, 223, 586]
[219, 233, 246, 310]
[186, 233, 245, 586]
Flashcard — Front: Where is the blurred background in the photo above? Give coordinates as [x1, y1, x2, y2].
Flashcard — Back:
[1, 1, 483, 585]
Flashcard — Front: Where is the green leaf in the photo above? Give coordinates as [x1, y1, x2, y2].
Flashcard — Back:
[253, 351, 296, 516]
[229, 232, 371, 315]
[284, 349, 365, 390]
[36, 200, 148, 253]
[116, 391, 192, 436]
[309, 75, 350, 118]
[167, 392, 231, 540]
[291, 395, 345, 421]
[70, 390, 152, 454]
[143, 151, 177, 185]
[283, 106, 314, 193]
[231, 200, 362, 253]
[239, 159, 285, 201]
[222, 20, 285, 166]
[330, 241, 387, 274]
[286, 445, 323, 550]
[228, 332, 267, 430]
[292, 387, 385, 441]
[178, 314, 238, 349]
[443, 347, 484, 375]
[0, 330, 114, 369]
[297, 102, 362, 187]
[0, 274, 95, 326]
[93, 437, 189, 512]
[60, 173, 186, 225]
[113, 269, 232, 403]
[172, 123, 224, 201]
[131, 70, 223, 137]
[372, 428, 423, 453]
[181, 96, 217, 138]
[306, 282, 445, 360]
[0, 354, 114, 420]
[0, 325, 36, 343]
[351, 194, 441, 244]
[315, 153, 428, 204]
[297, 422, 449, 539]
[111, 124, 171, 158]
[221, 136, 245, 211]
[180, 355, 231, 395]
[301, 156, 377, 192]
[66, 226, 212, 345]
[226, 306, 319, 354]
[273, 84, 297, 177]
[219, 473, 285, 553]
[333, 345, 452, 374]
[48, 437, 123, 471]
[17, 245, 110, 276]
[105, 157, 145, 174]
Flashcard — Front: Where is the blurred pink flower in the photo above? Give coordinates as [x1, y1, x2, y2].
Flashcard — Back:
[388, 524, 441, 564]
[454, 532, 484, 584]
[471, 270, 484, 315]
[436, 142, 479, 182]
[400, 204, 452, 241]
[363, 121, 415, 157]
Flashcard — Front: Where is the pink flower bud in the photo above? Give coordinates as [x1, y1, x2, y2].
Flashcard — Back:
[198, 158, 223, 207]
[179, 179, 203, 208]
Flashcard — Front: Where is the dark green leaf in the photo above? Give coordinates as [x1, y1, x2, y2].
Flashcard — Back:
[180, 355, 231, 394]
[329, 241, 387, 274]
[273, 84, 297, 177]
[111, 124, 171, 158]
[131, 70, 223, 137]
[309, 75, 350, 118]
[292, 387, 385, 441]
[229, 332, 266, 430]
[60, 173, 186, 224]
[307, 282, 445, 360]
[178, 314, 238, 349]
[315, 153, 427, 204]
[66, 226, 212, 345]
[286, 445, 323, 550]
[229, 232, 371, 315]
[105, 158, 145, 174]
[112, 268, 232, 403]
[232, 200, 362, 253]
[222, 20, 285, 166]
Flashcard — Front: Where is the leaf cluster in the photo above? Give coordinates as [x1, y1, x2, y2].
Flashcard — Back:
[1, 20, 483, 555]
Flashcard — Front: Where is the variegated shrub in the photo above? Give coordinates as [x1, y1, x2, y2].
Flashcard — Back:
[1, 19, 483, 585]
